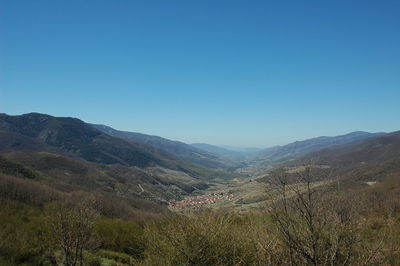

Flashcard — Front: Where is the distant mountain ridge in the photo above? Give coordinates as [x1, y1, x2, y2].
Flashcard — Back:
[219, 145, 262, 153]
[91, 124, 234, 169]
[241, 131, 386, 174]
[275, 130, 400, 189]
[0, 113, 236, 180]
[297, 130, 400, 168]
[0, 113, 172, 168]
[190, 143, 255, 160]
[256, 131, 385, 161]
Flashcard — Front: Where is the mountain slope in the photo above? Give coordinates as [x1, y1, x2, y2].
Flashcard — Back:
[191, 143, 252, 160]
[91, 124, 233, 169]
[0, 113, 174, 168]
[260, 131, 384, 160]
[0, 113, 236, 180]
[1, 151, 208, 202]
[267, 131, 400, 187]
[297, 131, 400, 169]
[244, 131, 385, 174]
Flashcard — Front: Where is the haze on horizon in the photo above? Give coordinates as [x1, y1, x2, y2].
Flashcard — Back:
[1, 1, 399, 147]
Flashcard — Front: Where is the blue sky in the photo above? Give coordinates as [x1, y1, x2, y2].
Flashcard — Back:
[1, 0, 399, 147]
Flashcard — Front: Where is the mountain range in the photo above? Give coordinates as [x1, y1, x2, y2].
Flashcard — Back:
[252, 130, 399, 196]
[91, 124, 234, 170]
[1, 112, 399, 209]
[240, 131, 385, 174]
[0, 113, 240, 206]
[190, 143, 254, 160]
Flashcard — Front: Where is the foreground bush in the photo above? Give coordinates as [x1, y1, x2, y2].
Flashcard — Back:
[93, 218, 146, 259]
[0, 200, 53, 265]
[143, 211, 284, 266]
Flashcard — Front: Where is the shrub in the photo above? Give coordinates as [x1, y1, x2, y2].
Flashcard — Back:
[93, 218, 146, 259]
[143, 211, 276, 265]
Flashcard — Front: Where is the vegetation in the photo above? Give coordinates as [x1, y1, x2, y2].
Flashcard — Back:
[0, 156, 49, 180]
[1, 113, 400, 265]
[92, 124, 236, 170]
[0, 151, 214, 204]
[1, 164, 399, 265]
[0, 113, 240, 180]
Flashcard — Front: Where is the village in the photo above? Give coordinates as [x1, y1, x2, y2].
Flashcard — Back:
[169, 191, 234, 209]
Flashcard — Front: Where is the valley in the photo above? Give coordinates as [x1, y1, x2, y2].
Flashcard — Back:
[168, 177, 267, 211]
[1, 113, 398, 211]
[3, 1, 399, 264]
[1, 113, 399, 265]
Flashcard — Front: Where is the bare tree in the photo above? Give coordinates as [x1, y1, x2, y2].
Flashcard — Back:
[49, 197, 98, 266]
[268, 165, 359, 265]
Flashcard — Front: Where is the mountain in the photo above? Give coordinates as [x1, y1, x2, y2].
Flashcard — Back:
[0, 113, 236, 180]
[91, 124, 233, 169]
[277, 130, 400, 191]
[260, 131, 385, 159]
[219, 145, 262, 153]
[0, 113, 176, 168]
[297, 130, 400, 169]
[255, 130, 400, 220]
[190, 143, 254, 160]
[244, 131, 386, 174]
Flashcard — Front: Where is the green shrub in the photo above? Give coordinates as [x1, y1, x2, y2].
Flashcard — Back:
[83, 251, 102, 266]
[0, 200, 53, 265]
[143, 211, 275, 265]
[96, 250, 135, 264]
[93, 218, 146, 259]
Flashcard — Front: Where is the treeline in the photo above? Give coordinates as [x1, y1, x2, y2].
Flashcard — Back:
[1, 169, 400, 265]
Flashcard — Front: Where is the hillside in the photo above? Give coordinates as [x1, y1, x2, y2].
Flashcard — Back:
[191, 143, 253, 160]
[298, 131, 400, 166]
[0, 113, 172, 167]
[0, 113, 237, 180]
[1, 117, 399, 265]
[1, 151, 207, 203]
[256, 131, 400, 190]
[92, 124, 234, 169]
[294, 131, 400, 183]
[242, 131, 385, 174]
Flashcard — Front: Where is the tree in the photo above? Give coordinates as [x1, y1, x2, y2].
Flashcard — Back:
[49, 197, 98, 266]
[268, 165, 359, 265]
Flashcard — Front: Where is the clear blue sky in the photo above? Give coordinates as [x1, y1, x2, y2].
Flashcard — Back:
[1, 0, 399, 147]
